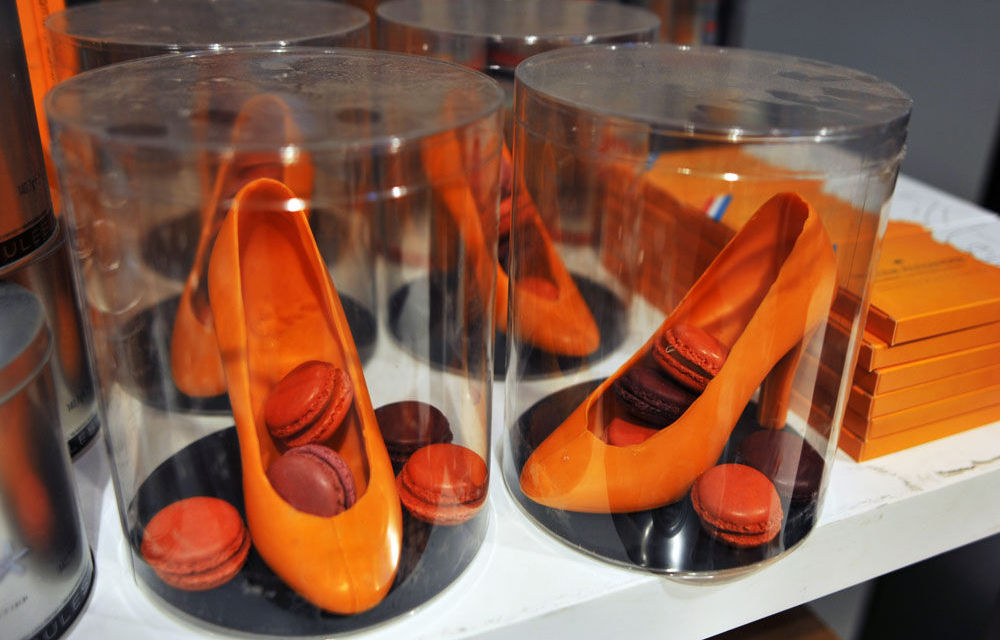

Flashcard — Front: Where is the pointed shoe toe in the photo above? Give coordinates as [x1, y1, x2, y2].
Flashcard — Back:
[208, 177, 400, 614]
[521, 192, 838, 513]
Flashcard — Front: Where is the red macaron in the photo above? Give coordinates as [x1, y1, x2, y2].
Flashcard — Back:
[266, 444, 357, 517]
[690, 463, 783, 548]
[140, 496, 250, 590]
[374, 401, 453, 473]
[652, 323, 729, 392]
[396, 443, 487, 526]
[264, 360, 353, 447]
[606, 417, 659, 447]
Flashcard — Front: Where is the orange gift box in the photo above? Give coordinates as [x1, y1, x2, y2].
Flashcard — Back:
[844, 382, 1000, 440]
[848, 362, 1000, 419]
[838, 403, 1000, 462]
[853, 340, 1000, 394]
[853, 320, 1000, 371]
[834, 221, 1000, 345]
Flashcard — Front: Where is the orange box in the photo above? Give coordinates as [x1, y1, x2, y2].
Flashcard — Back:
[849, 362, 1000, 419]
[834, 220, 1000, 345]
[853, 340, 1000, 394]
[844, 382, 1000, 440]
[838, 403, 1000, 461]
[854, 320, 1000, 371]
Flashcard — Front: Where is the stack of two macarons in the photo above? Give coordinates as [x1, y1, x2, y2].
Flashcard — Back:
[375, 401, 488, 526]
[263, 360, 358, 517]
[608, 323, 728, 446]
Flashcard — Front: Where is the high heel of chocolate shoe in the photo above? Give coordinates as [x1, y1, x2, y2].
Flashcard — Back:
[170, 94, 313, 398]
[757, 336, 811, 430]
[519, 192, 838, 513]
[207, 178, 400, 614]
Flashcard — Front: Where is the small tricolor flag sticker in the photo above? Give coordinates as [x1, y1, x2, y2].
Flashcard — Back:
[703, 194, 732, 222]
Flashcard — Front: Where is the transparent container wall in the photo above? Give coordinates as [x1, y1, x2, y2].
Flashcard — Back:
[376, 0, 659, 126]
[46, 0, 370, 81]
[502, 44, 910, 577]
[377, 0, 659, 375]
[47, 49, 501, 635]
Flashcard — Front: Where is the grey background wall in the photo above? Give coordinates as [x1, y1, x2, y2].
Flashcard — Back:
[737, 0, 1000, 208]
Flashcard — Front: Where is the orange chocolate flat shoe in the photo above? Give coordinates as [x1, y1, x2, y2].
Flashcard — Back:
[170, 94, 314, 398]
[520, 192, 837, 513]
[422, 134, 599, 357]
[207, 178, 400, 614]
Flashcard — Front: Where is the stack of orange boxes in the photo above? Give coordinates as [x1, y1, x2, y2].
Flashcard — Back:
[835, 220, 1000, 460]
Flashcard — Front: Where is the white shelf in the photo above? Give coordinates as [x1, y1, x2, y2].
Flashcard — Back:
[66, 174, 1000, 640]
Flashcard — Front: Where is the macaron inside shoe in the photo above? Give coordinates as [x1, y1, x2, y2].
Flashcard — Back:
[140, 496, 250, 590]
[396, 443, 487, 526]
[690, 463, 783, 548]
[652, 324, 729, 392]
[266, 444, 357, 517]
[612, 362, 696, 426]
[264, 360, 353, 447]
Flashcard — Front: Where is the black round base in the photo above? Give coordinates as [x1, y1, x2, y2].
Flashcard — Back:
[503, 380, 819, 574]
[120, 294, 377, 414]
[388, 272, 626, 378]
[141, 211, 202, 281]
[128, 427, 487, 636]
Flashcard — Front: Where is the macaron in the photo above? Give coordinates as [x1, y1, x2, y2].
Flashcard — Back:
[606, 416, 659, 447]
[690, 463, 783, 548]
[612, 363, 696, 426]
[264, 360, 353, 447]
[266, 444, 357, 517]
[140, 496, 250, 590]
[652, 323, 729, 392]
[374, 401, 453, 473]
[737, 429, 824, 504]
[396, 443, 487, 526]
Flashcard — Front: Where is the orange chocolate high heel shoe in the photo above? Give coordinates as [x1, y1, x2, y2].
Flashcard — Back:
[170, 94, 314, 397]
[520, 193, 837, 513]
[422, 133, 600, 357]
[207, 178, 400, 613]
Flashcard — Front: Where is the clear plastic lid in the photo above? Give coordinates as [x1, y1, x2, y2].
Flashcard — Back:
[46, 0, 371, 54]
[515, 44, 912, 159]
[46, 48, 503, 157]
[377, 0, 660, 73]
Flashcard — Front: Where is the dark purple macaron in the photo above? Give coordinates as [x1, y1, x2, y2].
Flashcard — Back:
[266, 444, 357, 517]
[374, 401, 453, 472]
[737, 429, 824, 504]
[613, 363, 697, 427]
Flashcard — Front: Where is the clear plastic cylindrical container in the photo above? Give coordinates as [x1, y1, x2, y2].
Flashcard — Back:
[46, 0, 371, 80]
[47, 48, 502, 634]
[377, 0, 659, 375]
[377, 0, 659, 95]
[503, 44, 911, 577]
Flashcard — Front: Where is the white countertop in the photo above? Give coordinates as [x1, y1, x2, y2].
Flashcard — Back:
[66, 174, 1000, 640]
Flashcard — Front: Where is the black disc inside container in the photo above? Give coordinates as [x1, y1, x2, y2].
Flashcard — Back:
[504, 380, 819, 574]
[388, 272, 626, 378]
[129, 427, 487, 636]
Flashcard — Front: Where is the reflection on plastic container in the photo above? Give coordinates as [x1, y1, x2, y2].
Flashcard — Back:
[502, 43, 911, 578]
[45, 0, 371, 81]
[0, 282, 94, 640]
[47, 48, 502, 635]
